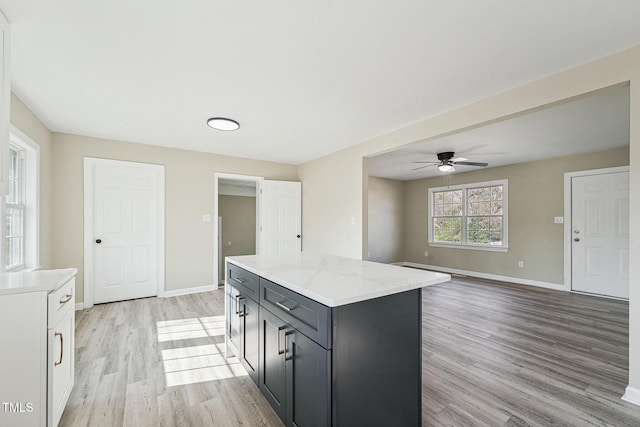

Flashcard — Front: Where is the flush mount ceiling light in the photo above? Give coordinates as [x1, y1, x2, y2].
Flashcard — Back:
[207, 117, 240, 131]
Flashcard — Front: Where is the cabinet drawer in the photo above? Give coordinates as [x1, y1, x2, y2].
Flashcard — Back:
[260, 278, 331, 349]
[228, 263, 259, 301]
[48, 278, 75, 327]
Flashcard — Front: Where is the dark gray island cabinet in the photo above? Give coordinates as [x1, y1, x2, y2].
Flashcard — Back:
[224, 253, 450, 427]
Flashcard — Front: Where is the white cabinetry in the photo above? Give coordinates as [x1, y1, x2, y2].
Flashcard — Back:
[0, 9, 10, 194]
[0, 276, 76, 427]
[47, 278, 75, 427]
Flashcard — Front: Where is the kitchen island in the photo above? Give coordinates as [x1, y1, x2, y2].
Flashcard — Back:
[225, 253, 450, 427]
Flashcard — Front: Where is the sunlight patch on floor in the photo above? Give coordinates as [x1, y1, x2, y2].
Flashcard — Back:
[156, 315, 225, 342]
[161, 343, 247, 387]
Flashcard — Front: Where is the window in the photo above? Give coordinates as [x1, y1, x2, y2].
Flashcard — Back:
[6, 146, 25, 269]
[428, 179, 508, 251]
[3, 127, 39, 271]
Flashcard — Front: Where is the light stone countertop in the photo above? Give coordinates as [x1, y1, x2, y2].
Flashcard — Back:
[0, 268, 78, 296]
[226, 252, 450, 307]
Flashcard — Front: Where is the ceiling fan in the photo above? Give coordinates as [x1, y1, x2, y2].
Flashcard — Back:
[412, 151, 488, 173]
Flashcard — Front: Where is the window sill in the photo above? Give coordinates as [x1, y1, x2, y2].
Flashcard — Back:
[5, 265, 41, 273]
[428, 243, 509, 253]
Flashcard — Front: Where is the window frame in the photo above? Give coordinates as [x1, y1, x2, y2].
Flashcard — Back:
[2, 126, 39, 272]
[5, 144, 26, 270]
[428, 179, 509, 252]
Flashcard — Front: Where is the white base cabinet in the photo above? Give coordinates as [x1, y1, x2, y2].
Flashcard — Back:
[0, 276, 75, 427]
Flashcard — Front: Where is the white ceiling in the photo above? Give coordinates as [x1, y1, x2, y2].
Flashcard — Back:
[368, 84, 630, 180]
[2, 1, 640, 165]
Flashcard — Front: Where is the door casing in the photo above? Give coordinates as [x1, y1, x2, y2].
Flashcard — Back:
[563, 165, 629, 296]
[83, 157, 165, 309]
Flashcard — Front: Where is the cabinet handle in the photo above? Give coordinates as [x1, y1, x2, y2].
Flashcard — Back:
[59, 293, 73, 305]
[55, 332, 64, 366]
[277, 325, 287, 355]
[284, 331, 293, 361]
[275, 300, 296, 312]
[233, 277, 246, 284]
[234, 295, 244, 315]
[238, 297, 245, 317]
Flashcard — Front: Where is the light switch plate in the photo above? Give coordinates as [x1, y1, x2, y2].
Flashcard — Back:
[554, 216, 564, 224]
[202, 214, 211, 222]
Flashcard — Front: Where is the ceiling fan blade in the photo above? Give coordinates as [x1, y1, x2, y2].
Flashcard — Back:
[453, 161, 488, 167]
[411, 161, 439, 164]
[411, 164, 438, 171]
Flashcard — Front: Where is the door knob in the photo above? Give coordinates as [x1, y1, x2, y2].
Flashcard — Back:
[96, 239, 102, 244]
[573, 238, 580, 242]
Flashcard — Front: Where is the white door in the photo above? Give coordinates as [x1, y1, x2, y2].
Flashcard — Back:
[87, 159, 164, 304]
[571, 171, 629, 298]
[258, 180, 302, 255]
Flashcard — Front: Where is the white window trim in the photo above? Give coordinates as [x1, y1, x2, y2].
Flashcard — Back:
[3, 125, 40, 272]
[428, 179, 509, 252]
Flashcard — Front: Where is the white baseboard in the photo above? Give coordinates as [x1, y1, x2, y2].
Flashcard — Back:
[398, 262, 564, 291]
[162, 284, 219, 298]
[74, 285, 220, 308]
[623, 385, 640, 406]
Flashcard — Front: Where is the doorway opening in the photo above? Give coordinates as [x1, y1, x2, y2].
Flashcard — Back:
[213, 173, 263, 289]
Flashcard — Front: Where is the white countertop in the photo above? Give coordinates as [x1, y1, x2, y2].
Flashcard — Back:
[0, 268, 78, 296]
[226, 253, 450, 307]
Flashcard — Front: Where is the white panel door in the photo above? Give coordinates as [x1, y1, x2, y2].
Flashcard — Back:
[93, 162, 161, 303]
[571, 172, 629, 298]
[259, 180, 302, 255]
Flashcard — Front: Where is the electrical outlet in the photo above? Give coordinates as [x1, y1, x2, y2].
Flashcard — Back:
[517, 261, 524, 268]
[424, 251, 429, 257]
[554, 216, 564, 224]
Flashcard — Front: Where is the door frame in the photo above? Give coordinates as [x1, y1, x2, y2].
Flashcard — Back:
[563, 165, 629, 293]
[213, 172, 263, 291]
[83, 157, 165, 309]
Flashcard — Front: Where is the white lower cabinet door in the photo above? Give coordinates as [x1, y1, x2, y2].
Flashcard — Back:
[47, 306, 75, 427]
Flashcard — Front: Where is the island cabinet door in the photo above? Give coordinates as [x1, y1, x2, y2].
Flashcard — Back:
[240, 295, 259, 384]
[259, 307, 287, 421]
[227, 285, 241, 355]
[285, 329, 330, 427]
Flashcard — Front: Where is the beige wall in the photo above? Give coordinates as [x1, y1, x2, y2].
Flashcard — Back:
[51, 133, 298, 303]
[9, 93, 53, 269]
[298, 150, 365, 258]
[299, 46, 640, 393]
[219, 195, 256, 259]
[367, 176, 404, 263]
[403, 147, 629, 285]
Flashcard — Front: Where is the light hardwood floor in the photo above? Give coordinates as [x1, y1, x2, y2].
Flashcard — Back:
[60, 277, 640, 426]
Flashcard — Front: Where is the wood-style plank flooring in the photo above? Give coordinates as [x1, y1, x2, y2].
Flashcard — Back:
[422, 276, 640, 426]
[60, 277, 640, 426]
